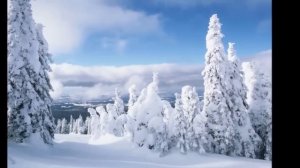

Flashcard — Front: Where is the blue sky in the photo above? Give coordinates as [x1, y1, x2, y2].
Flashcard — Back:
[32, 0, 271, 66]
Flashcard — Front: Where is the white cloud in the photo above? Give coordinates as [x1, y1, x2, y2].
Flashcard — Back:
[100, 37, 128, 53]
[31, 0, 161, 54]
[49, 63, 203, 100]
[49, 49, 271, 100]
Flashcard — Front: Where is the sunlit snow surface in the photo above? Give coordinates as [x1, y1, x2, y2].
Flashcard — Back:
[8, 134, 271, 168]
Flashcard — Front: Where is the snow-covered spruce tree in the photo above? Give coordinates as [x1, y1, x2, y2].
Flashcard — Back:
[242, 62, 272, 160]
[7, 0, 55, 144]
[69, 115, 74, 134]
[126, 88, 147, 142]
[173, 93, 187, 154]
[96, 105, 108, 135]
[77, 115, 86, 134]
[85, 116, 91, 135]
[133, 73, 169, 156]
[181, 86, 208, 153]
[114, 88, 125, 116]
[114, 88, 127, 136]
[55, 119, 62, 134]
[162, 100, 176, 149]
[61, 118, 69, 134]
[226, 43, 262, 158]
[106, 104, 119, 135]
[88, 107, 101, 139]
[128, 84, 138, 108]
[72, 118, 78, 134]
[201, 14, 236, 155]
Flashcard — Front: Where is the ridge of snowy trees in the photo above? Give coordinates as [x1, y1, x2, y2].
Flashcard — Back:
[55, 115, 92, 135]
[82, 14, 271, 160]
[7, 0, 55, 144]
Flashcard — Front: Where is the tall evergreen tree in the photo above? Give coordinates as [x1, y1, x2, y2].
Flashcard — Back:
[226, 43, 262, 158]
[69, 115, 74, 134]
[88, 107, 101, 139]
[113, 88, 125, 116]
[55, 119, 62, 134]
[242, 62, 272, 160]
[7, 0, 55, 144]
[85, 116, 91, 135]
[181, 86, 207, 153]
[173, 93, 187, 154]
[77, 115, 85, 134]
[61, 118, 69, 134]
[201, 14, 236, 155]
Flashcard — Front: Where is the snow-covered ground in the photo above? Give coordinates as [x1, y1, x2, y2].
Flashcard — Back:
[8, 134, 271, 168]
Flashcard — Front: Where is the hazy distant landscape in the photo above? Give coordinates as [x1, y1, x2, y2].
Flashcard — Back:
[51, 95, 192, 122]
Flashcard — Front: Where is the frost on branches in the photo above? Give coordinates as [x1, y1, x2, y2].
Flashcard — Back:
[7, 0, 55, 144]
[242, 62, 272, 160]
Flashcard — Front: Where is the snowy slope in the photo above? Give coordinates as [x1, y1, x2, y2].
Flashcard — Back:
[8, 134, 271, 168]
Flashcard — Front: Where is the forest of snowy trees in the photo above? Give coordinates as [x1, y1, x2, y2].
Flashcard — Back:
[72, 14, 271, 160]
[7, 0, 272, 162]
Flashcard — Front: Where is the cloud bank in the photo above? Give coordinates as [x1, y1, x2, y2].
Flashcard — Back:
[49, 63, 203, 100]
[49, 50, 271, 100]
[31, 0, 161, 54]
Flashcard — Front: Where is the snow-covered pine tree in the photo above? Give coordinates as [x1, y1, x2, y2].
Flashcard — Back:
[173, 93, 187, 154]
[106, 103, 120, 135]
[181, 86, 208, 153]
[145, 73, 169, 155]
[242, 62, 272, 160]
[126, 88, 147, 142]
[72, 119, 78, 134]
[88, 107, 101, 139]
[128, 84, 138, 108]
[131, 73, 169, 155]
[162, 100, 176, 149]
[96, 106, 108, 135]
[113, 88, 125, 116]
[85, 116, 91, 135]
[226, 42, 262, 158]
[55, 119, 62, 134]
[34, 23, 56, 143]
[201, 14, 236, 155]
[61, 118, 69, 134]
[77, 115, 85, 134]
[69, 115, 74, 134]
[7, 0, 55, 144]
[125, 85, 142, 137]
